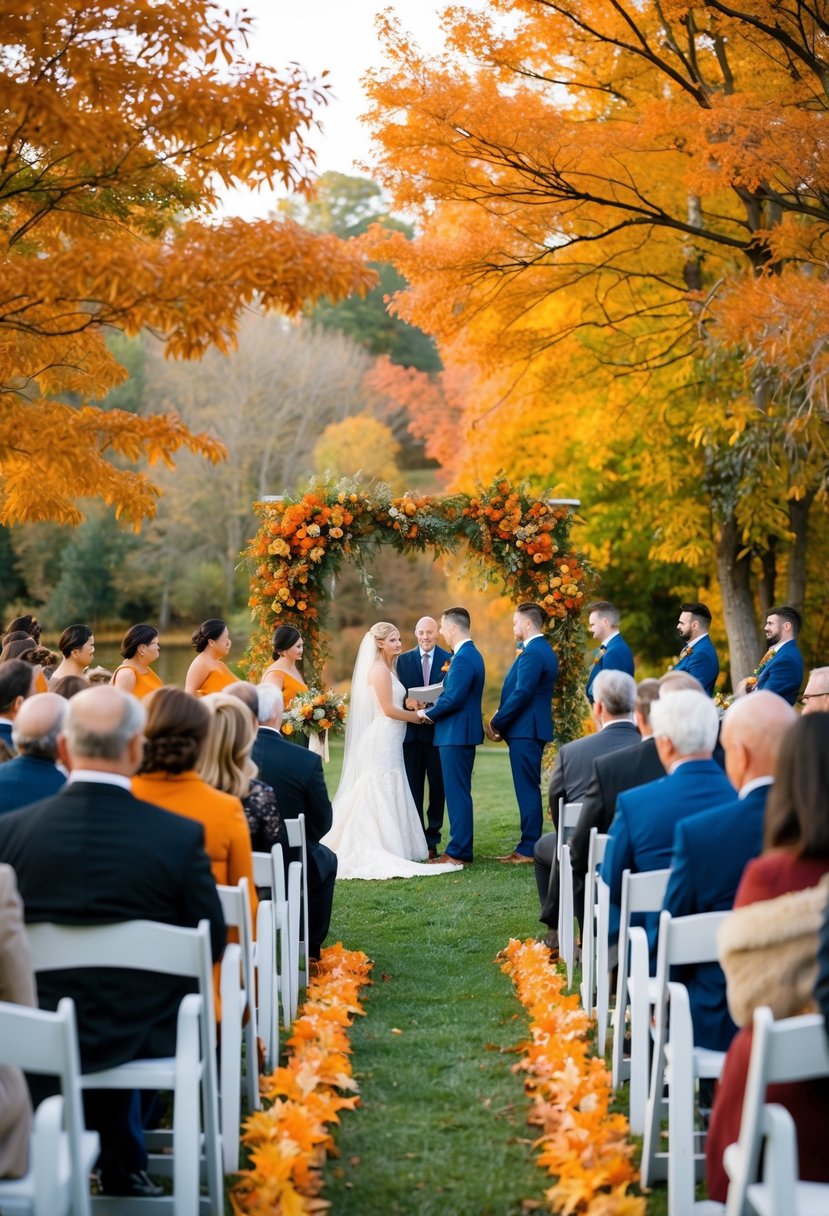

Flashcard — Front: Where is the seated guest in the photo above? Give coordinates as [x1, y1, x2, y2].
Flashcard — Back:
[49, 674, 91, 699]
[706, 714, 829, 1201]
[51, 623, 95, 682]
[252, 683, 337, 961]
[0, 659, 37, 753]
[535, 669, 639, 954]
[0, 863, 37, 1179]
[17, 644, 53, 693]
[0, 686, 225, 1198]
[85, 666, 114, 686]
[663, 691, 797, 1051]
[602, 688, 735, 948]
[198, 689, 287, 856]
[802, 666, 829, 715]
[0, 693, 67, 814]
[0, 636, 37, 664]
[4, 615, 41, 644]
[816, 894, 829, 1042]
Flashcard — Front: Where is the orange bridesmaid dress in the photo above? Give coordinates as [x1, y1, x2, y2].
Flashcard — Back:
[196, 662, 236, 697]
[111, 664, 164, 700]
[280, 670, 309, 708]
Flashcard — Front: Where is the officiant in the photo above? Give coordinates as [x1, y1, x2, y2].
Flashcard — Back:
[399, 616, 451, 859]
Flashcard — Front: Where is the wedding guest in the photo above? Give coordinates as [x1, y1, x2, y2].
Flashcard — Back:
[736, 604, 804, 705]
[0, 660, 37, 753]
[0, 693, 67, 814]
[184, 619, 235, 697]
[17, 644, 54, 691]
[585, 601, 634, 704]
[51, 623, 95, 682]
[0, 636, 36, 664]
[816, 895, 829, 1041]
[0, 863, 37, 1178]
[86, 666, 114, 686]
[706, 713, 829, 1201]
[198, 690, 287, 856]
[399, 616, 451, 857]
[49, 674, 91, 699]
[489, 603, 558, 863]
[4, 615, 41, 644]
[111, 624, 163, 699]
[669, 602, 719, 695]
[801, 666, 829, 715]
[663, 691, 797, 1051]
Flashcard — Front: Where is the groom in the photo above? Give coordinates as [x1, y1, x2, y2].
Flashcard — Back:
[419, 607, 485, 866]
[398, 616, 451, 858]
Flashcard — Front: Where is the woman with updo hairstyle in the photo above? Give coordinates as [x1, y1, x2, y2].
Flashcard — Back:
[198, 693, 287, 855]
[4, 615, 41, 644]
[51, 624, 94, 682]
[260, 624, 310, 747]
[185, 619, 236, 698]
[111, 624, 163, 699]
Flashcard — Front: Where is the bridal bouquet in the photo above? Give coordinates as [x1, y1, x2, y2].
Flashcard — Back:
[281, 687, 348, 739]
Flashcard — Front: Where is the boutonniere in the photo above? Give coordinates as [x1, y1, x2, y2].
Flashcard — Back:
[753, 648, 775, 676]
[441, 660, 451, 674]
[678, 644, 692, 660]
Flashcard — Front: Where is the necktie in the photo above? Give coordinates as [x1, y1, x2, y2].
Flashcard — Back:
[422, 651, 430, 684]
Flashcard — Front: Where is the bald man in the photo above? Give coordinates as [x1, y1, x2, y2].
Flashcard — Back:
[398, 617, 451, 856]
[0, 692, 67, 813]
[0, 686, 225, 1197]
[662, 690, 797, 1051]
[801, 666, 829, 714]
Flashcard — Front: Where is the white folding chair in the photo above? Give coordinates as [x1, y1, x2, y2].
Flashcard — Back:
[723, 1007, 829, 1216]
[218, 878, 261, 1173]
[259, 844, 301, 1029]
[595, 874, 616, 1056]
[284, 814, 310, 992]
[26, 919, 221, 1215]
[251, 851, 278, 1067]
[556, 799, 582, 945]
[745, 1104, 829, 1216]
[0, 998, 99, 1216]
[641, 909, 730, 1208]
[610, 867, 671, 1133]
[579, 829, 609, 1015]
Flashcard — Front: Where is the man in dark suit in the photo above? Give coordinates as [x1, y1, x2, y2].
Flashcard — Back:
[585, 601, 635, 703]
[398, 616, 451, 857]
[252, 683, 337, 958]
[535, 669, 640, 952]
[0, 658, 37, 754]
[0, 686, 225, 1198]
[420, 606, 485, 866]
[0, 692, 67, 814]
[670, 602, 720, 696]
[603, 688, 736, 952]
[663, 690, 797, 1050]
[737, 604, 804, 706]
[488, 602, 558, 863]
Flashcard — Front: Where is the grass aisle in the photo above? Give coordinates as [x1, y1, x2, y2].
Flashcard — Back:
[320, 742, 549, 1215]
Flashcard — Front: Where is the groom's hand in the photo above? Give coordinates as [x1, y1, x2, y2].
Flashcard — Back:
[417, 708, 433, 723]
[485, 720, 502, 742]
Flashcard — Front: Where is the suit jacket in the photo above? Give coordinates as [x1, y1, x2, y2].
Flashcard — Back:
[0, 864, 36, 1177]
[426, 641, 485, 747]
[0, 754, 66, 814]
[586, 633, 635, 701]
[0, 721, 13, 754]
[663, 783, 768, 1051]
[672, 634, 720, 696]
[756, 639, 804, 705]
[603, 758, 737, 947]
[548, 721, 641, 815]
[0, 781, 226, 1072]
[491, 636, 557, 741]
[397, 644, 451, 745]
[570, 736, 665, 878]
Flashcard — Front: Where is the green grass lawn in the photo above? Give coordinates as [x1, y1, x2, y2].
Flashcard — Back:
[310, 739, 667, 1215]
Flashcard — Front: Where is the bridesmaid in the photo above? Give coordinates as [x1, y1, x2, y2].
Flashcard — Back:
[111, 624, 163, 699]
[51, 624, 95, 681]
[185, 619, 236, 697]
[260, 625, 309, 747]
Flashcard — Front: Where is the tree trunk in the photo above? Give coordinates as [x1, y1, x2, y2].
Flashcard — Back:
[786, 492, 814, 613]
[716, 515, 761, 687]
[756, 538, 777, 621]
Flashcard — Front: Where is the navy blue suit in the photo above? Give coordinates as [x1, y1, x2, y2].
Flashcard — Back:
[491, 636, 557, 856]
[586, 633, 634, 702]
[663, 783, 768, 1051]
[426, 640, 485, 861]
[755, 640, 803, 705]
[397, 645, 451, 850]
[672, 634, 720, 696]
[602, 757, 737, 950]
[0, 721, 13, 754]
[0, 754, 66, 814]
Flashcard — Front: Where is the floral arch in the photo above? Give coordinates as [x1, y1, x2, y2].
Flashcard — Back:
[243, 477, 589, 743]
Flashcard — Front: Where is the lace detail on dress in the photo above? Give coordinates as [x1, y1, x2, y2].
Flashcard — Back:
[242, 777, 288, 854]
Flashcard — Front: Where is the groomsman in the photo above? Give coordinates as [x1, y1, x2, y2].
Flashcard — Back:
[670, 602, 720, 695]
[488, 603, 558, 863]
[398, 617, 451, 858]
[736, 605, 804, 706]
[420, 607, 485, 866]
[585, 601, 634, 703]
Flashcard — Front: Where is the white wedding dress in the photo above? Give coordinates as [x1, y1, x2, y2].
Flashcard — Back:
[322, 662, 459, 880]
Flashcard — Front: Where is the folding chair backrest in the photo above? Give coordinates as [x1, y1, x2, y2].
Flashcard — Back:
[284, 814, 309, 989]
[252, 851, 272, 890]
[580, 829, 609, 1014]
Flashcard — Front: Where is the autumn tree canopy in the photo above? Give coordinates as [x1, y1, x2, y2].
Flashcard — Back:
[365, 0, 829, 678]
[0, 0, 374, 528]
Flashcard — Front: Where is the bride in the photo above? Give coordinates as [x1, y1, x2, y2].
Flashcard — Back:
[322, 622, 460, 879]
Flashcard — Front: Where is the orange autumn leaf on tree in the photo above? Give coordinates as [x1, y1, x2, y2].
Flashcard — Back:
[0, 0, 375, 527]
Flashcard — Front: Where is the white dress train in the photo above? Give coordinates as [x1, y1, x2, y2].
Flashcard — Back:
[322, 672, 459, 880]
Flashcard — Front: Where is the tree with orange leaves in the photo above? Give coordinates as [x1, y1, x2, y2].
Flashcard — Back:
[365, 0, 829, 681]
[1, 0, 374, 528]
